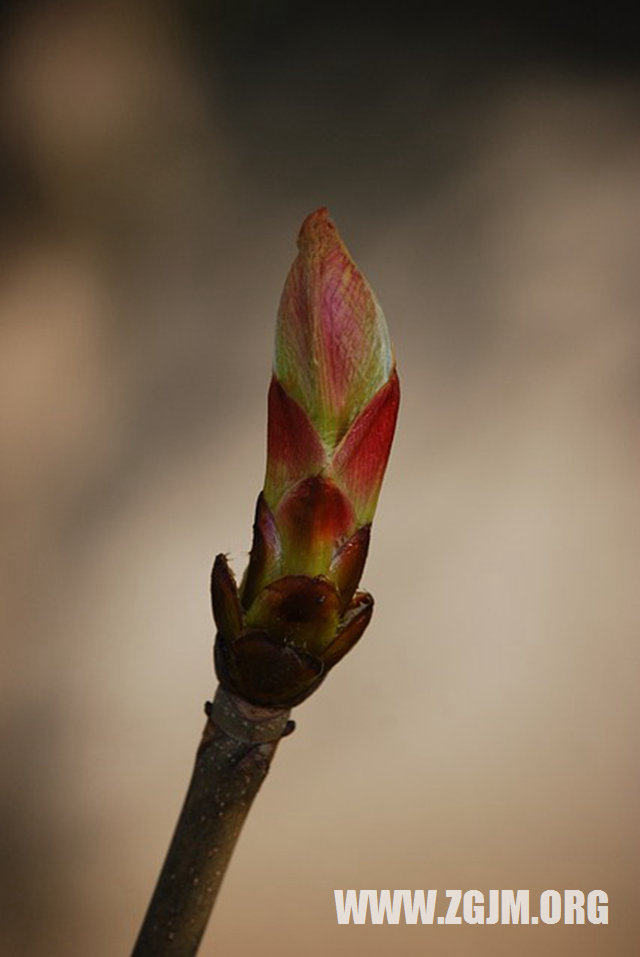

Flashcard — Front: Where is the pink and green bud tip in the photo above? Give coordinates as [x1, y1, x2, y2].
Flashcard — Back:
[212, 208, 399, 707]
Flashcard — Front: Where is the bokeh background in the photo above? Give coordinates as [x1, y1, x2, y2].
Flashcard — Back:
[1, 3, 638, 955]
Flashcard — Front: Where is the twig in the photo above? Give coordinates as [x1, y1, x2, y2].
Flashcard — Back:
[132, 686, 293, 956]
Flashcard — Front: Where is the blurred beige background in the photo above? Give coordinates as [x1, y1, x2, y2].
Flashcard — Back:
[1, 3, 638, 955]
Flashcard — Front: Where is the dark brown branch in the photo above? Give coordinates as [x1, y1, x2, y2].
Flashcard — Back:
[132, 686, 292, 956]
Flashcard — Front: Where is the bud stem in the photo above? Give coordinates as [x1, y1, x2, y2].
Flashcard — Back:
[132, 687, 291, 956]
